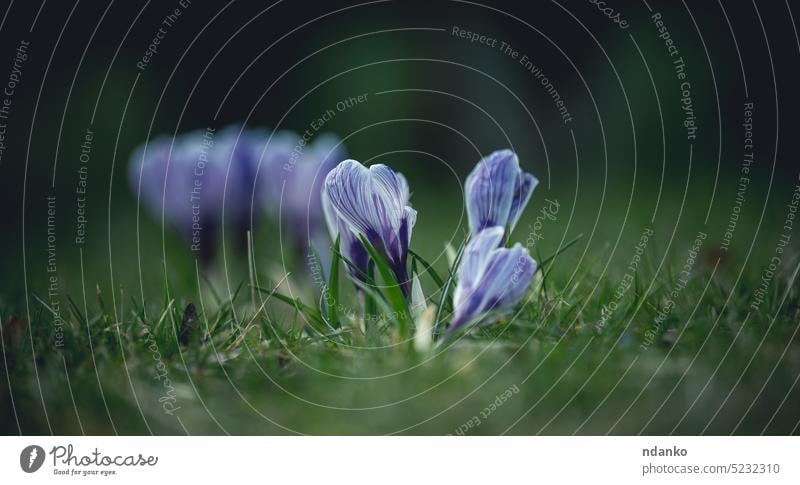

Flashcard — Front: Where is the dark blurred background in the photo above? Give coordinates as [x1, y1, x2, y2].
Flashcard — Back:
[0, 0, 797, 303]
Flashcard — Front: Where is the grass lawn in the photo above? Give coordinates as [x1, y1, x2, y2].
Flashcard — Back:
[2, 177, 799, 436]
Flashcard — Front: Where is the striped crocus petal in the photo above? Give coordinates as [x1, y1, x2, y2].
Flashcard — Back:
[450, 226, 537, 332]
[508, 172, 539, 233]
[324, 159, 416, 295]
[322, 185, 369, 282]
[465, 149, 537, 237]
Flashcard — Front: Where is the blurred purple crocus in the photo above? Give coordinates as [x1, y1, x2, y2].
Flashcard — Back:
[252, 130, 299, 211]
[324, 159, 416, 296]
[449, 226, 536, 333]
[465, 149, 538, 238]
[282, 134, 346, 248]
[254, 131, 347, 271]
[128, 126, 263, 263]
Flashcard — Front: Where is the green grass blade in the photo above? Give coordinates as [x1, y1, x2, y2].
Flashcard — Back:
[326, 236, 341, 328]
[332, 245, 375, 285]
[351, 278, 397, 323]
[199, 270, 223, 307]
[66, 295, 86, 325]
[253, 285, 325, 330]
[434, 240, 466, 335]
[409, 249, 445, 289]
[363, 262, 377, 323]
[357, 234, 410, 337]
[539, 233, 584, 269]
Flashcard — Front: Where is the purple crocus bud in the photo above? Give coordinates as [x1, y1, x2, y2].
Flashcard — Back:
[322, 184, 369, 282]
[449, 226, 537, 333]
[324, 159, 417, 296]
[465, 149, 538, 238]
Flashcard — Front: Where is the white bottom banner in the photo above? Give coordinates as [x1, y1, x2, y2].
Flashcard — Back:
[0, 437, 797, 484]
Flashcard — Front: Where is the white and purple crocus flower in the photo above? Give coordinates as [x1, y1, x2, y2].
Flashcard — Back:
[449, 226, 537, 332]
[323, 160, 416, 296]
[465, 149, 538, 238]
[448, 149, 538, 333]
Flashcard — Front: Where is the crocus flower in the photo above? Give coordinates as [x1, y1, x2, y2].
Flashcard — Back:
[128, 126, 264, 262]
[253, 131, 347, 273]
[465, 149, 538, 238]
[210, 126, 267, 234]
[323, 159, 416, 295]
[449, 226, 536, 332]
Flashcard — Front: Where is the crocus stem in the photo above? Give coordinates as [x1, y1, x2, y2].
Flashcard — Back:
[394, 265, 411, 299]
[363, 263, 376, 327]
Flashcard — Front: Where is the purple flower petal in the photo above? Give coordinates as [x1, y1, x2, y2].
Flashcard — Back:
[456, 226, 505, 286]
[465, 150, 518, 235]
[322, 184, 369, 281]
[508, 172, 539, 233]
